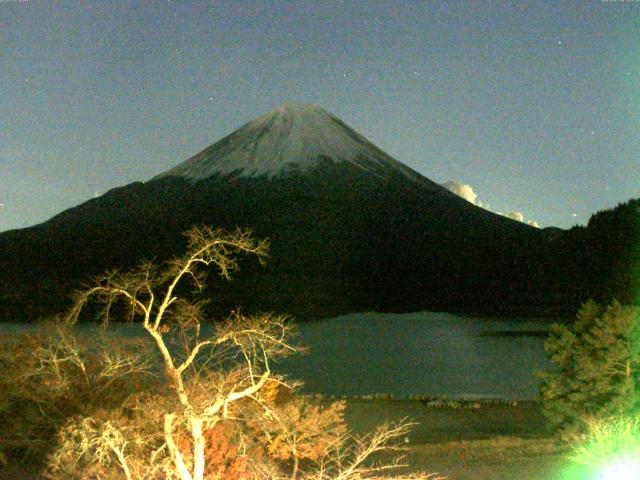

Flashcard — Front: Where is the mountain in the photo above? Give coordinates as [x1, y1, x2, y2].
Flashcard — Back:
[155, 103, 429, 184]
[0, 103, 562, 321]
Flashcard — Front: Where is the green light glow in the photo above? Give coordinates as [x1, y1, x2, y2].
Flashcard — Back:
[560, 417, 640, 480]
[597, 456, 640, 480]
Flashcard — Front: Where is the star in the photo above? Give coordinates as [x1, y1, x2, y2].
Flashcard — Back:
[209, 97, 214, 102]
[557, 40, 562, 45]
[590, 131, 595, 135]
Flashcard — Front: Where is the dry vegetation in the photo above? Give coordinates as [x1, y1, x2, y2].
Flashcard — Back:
[0, 226, 442, 480]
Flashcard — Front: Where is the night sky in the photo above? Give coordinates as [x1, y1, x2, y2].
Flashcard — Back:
[2, 0, 638, 232]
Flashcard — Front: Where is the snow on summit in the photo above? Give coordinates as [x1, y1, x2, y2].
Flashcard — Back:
[155, 103, 425, 182]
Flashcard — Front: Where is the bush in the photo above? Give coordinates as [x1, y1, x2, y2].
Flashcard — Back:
[0, 323, 157, 471]
[537, 300, 640, 433]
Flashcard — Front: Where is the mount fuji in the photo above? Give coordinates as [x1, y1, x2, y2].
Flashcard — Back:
[0, 103, 554, 321]
[156, 103, 429, 183]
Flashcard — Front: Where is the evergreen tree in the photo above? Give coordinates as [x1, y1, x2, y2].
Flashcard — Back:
[538, 300, 640, 432]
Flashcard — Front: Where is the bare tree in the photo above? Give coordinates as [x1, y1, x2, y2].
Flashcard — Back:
[66, 226, 296, 480]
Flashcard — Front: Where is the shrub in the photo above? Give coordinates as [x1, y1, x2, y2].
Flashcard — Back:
[0, 323, 157, 470]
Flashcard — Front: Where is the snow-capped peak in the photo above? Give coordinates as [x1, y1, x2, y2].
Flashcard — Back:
[154, 103, 426, 183]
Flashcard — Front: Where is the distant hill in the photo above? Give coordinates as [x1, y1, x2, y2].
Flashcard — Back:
[0, 104, 635, 321]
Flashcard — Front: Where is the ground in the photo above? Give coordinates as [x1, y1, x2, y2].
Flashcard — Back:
[341, 398, 570, 480]
[1, 398, 573, 480]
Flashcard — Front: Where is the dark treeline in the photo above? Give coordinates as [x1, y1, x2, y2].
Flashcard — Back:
[537, 198, 640, 312]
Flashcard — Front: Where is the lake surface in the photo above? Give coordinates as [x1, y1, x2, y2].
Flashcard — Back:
[0, 311, 552, 400]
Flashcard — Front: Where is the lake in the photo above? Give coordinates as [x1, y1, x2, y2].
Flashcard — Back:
[0, 311, 553, 400]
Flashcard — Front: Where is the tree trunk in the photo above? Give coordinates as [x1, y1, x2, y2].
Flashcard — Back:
[290, 446, 299, 480]
[164, 413, 193, 480]
[191, 416, 206, 480]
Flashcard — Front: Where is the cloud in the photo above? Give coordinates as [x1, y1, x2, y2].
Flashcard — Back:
[496, 210, 540, 228]
[442, 180, 540, 228]
[504, 211, 524, 222]
[441, 181, 482, 207]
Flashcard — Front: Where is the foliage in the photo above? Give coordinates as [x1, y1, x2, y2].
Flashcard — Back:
[537, 300, 640, 433]
[258, 397, 347, 462]
[248, 385, 347, 479]
[174, 421, 251, 480]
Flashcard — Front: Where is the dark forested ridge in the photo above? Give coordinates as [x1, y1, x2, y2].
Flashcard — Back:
[0, 162, 533, 321]
[538, 198, 640, 310]
[0, 157, 636, 323]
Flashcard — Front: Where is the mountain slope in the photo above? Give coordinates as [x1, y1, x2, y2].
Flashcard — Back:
[0, 104, 555, 321]
[155, 103, 432, 185]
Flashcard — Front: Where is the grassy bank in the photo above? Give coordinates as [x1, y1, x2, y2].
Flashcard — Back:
[341, 398, 568, 480]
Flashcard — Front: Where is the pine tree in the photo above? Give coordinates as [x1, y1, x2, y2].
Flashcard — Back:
[538, 300, 640, 433]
